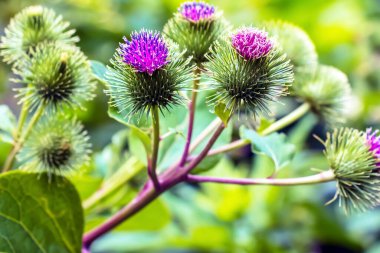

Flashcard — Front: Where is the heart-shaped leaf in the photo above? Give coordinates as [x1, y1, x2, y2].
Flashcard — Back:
[0, 171, 84, 253]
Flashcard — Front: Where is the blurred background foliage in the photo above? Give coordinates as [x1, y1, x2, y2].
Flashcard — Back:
[1, 0, 380, 252]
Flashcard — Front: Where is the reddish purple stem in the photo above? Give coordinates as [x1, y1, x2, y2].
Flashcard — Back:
[82, 121, 226, 250]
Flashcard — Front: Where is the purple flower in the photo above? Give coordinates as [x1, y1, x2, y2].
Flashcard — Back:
[231, 28, 273, 60]
[367, 128, 380, 166]
[120, 30, 169, 75]
[179, 1, 215, 22]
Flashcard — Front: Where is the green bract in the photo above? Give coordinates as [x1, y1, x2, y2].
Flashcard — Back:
[14, 42, 96, 111]
[106, 41, 194, 119]
[265, 21, 318, 78]
[18, 116, 91, 177]
[322, 128, 380, 213]
[164, 10, 229, 64]
[0, 5, 78, 65]
[294, 65, 351, 124]
[204, 37, 294, 117]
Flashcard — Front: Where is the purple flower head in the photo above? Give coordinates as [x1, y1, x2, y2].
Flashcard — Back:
[121, 30, 169, 75]
[366, 128, 380, 166]
[231, 28, 273, 60]
[179, 1, 215, 22]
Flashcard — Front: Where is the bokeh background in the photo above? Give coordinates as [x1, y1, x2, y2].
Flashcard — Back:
[1, 0, 380, 252]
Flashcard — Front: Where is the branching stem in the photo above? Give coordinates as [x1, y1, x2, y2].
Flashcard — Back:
[82, 99, 315, 250]
[261, 102, 311, 136]
[186, 170, 335, 185]
[179, 67, 201, 167]
[2, 103, 45, 173]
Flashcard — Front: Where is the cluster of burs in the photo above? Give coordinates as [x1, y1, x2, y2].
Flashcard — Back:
[1, 2, 380, 214]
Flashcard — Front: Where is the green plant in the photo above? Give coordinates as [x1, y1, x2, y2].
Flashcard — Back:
[0, 2, 379, 253]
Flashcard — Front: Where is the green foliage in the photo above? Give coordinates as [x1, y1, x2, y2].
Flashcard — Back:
[0, 171, 83, 253]
[108, 105, 151, 158]
[240, 126, 296, 173]
[213, 102, 233, 126]
[0, 105, 16, 144]
[1, 1, 379, 253]
[90, 60, 108, 85]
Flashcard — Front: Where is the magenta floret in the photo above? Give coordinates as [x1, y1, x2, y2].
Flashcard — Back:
[120, 30, 169, 75]
[231, 28, 273, 60]
[179, 1, 215, 22]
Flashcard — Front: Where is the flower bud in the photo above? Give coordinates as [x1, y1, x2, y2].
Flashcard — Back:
[164, 1, 229, 64]
[18, 116, 91, 177]
[293, 65, 351, 125]
[265, 21, 318, 78]
[204, 27, 294, 117]
[14, 43, 96, 111]
[0, 5, 78, 65]
[106, 29, 194, 118]
[322, 128, 380, 213]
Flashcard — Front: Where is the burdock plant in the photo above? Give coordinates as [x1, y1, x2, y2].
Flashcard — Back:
[205, 27, 293, 116]
[0, 2, 377, 253]
[18, 116, 91, 177]
[0, 6, 95, 173]
[164, 1, 229, 64]
[0, 5, 78, 65]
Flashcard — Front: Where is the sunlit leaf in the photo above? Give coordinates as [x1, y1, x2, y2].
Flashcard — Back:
[240, 126, 295, 172]
[0, 171, 83, 253]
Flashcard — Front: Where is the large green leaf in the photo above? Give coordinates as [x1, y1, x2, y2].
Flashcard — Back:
[240, 126, 295, 173]
[0, 171, 84, 253]
[0, 105, 16, 144]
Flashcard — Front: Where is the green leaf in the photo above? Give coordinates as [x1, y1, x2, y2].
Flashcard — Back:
[90, 60, 107, 85]
[0, 171, 84, 253]
[108, 105, 151, 156]
[212, 102, 232, 126]
[240, 126, 295, 172]
[256, 117, 275, 133]
[0, 105, 16, 144]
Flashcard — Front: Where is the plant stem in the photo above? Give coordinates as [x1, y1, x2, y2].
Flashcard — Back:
[261, 102, 311, 136]
[82, 157, 144, 211]
[2, 103, 45, 172]
[14, 101, 30, 140]
[186, 139, 249, 162]
[81, 103, 314, 249]
[179, 68, 200, 167]
[83, 121, 227, 248]
[148, 106, 161, 190]
[183, 121, 226, 174]
[82, 183, 160, 248]
[189, 118, 221, 153]
[186, 170, 335, 185]
[184, 103, 311, 163]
